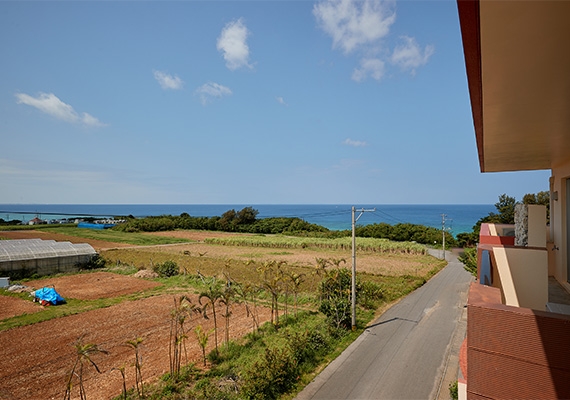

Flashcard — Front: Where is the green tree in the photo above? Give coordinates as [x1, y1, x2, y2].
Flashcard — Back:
[236, 206, 259, 225]
[492, 193, 517, 224]
[219, 209, 237, 231]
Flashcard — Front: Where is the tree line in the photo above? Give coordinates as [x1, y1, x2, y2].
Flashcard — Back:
[112, 206, 456, 247]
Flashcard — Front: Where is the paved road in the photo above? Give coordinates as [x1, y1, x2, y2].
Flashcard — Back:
[296, 252, 473, 400]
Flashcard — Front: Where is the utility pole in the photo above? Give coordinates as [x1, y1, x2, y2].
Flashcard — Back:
[441, 214, 452, 260]
[352, 206, 375, 331]
[440, 214, 445, 259]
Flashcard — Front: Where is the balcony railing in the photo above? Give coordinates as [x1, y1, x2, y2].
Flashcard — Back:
[477, 223, 548, 310]
[465, 282, 570, 399]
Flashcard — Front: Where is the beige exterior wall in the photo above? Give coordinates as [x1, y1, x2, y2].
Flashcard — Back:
[550, 160, 570, 289]
[494, 246, 548, 310]
[527, 205, 546, 248]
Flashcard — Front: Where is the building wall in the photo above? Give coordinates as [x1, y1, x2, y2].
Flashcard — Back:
[493, 246, 548, 310]
[550, 160, 570, 287]
[0, 254, 94, 279]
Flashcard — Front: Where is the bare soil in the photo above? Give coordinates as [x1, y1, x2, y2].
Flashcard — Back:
[0, 274, 270, 400]
[0, 296, 42, 320]
[25, 272, 162, 300]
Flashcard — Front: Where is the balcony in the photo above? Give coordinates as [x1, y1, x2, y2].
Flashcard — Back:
[463, 282, 570, 399]
[459, 205, 570, 399]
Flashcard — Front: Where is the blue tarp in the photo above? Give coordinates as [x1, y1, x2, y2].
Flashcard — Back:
[34, 287, 65, 305]
[78, 222, 116, 230]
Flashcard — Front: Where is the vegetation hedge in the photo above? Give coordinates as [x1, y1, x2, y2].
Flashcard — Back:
[111, 207, 455, 247]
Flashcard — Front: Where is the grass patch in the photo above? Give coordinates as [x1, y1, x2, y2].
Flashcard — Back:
[138, 311, 375, 400]
[41, 226, 192, 246]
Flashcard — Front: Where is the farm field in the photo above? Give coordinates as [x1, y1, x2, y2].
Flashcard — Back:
[0, 228, 445, 399]
[0, 276, 269, 400]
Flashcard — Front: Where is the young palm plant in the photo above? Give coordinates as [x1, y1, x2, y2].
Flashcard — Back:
[125, 337, 144, 399]
[169, 295, 196, 379]
[112, 365, 128, 400]
[63, 336, 109, 400]
[288, 272, 305, 318]
[198, 278, 223, 354]
[258, 260, 286, 327]
[219, 273, 238, 346]
[234, 281, 260, 332]
[194, 325, 214, 367]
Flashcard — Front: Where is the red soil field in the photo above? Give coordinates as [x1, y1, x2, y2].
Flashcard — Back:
[0, 273, 270, 400]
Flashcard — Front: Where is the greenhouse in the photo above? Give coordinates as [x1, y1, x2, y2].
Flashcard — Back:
[0, 239, 97, 278]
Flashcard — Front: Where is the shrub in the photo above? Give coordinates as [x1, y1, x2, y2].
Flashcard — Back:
[153, 260, 179, 277]
[287, 328, 332, 373]
[318, 268, 354, 329]
[449, 380, 459, 400]
[358, 280, 383, 310]
[458, 247, 477, 277]
[241, 347, 298, 400]
[78, 254, 106, 270]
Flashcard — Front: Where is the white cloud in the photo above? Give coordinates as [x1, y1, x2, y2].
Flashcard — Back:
[313, 0, 396, 54]
[343, 138, 368, 147]
[153, 70, 184, 90]
[352, 58, 385, 82]
[314, 0, 434, 82]
[391, 36, 434, 74]
[276, 96, 288, 106]
[15, 92, 106, 127]
[217, 18, 252, 71]
[195, 82, 232, 105]
[80, 112, 105, 127]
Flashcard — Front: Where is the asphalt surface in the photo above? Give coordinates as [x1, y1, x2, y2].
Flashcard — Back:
[296, 251, 473, 400]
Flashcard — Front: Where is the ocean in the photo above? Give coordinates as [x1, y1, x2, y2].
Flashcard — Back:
[0, 204, 495, 236]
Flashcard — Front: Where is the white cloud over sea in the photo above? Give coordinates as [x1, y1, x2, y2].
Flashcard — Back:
[15, 92, 106, 127]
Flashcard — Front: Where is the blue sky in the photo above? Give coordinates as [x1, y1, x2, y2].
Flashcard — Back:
[0, 0, 550, 205]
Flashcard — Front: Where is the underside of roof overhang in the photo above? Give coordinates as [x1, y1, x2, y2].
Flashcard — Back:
[457, 0, 570, 173]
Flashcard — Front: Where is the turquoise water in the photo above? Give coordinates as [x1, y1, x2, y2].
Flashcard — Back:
[0, 204, 494, 235]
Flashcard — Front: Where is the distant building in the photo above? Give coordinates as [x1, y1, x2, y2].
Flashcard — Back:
[28, 217, 46, 225]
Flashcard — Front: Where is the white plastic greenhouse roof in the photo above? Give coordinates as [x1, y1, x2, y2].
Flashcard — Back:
[0, 239, 96, 262]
